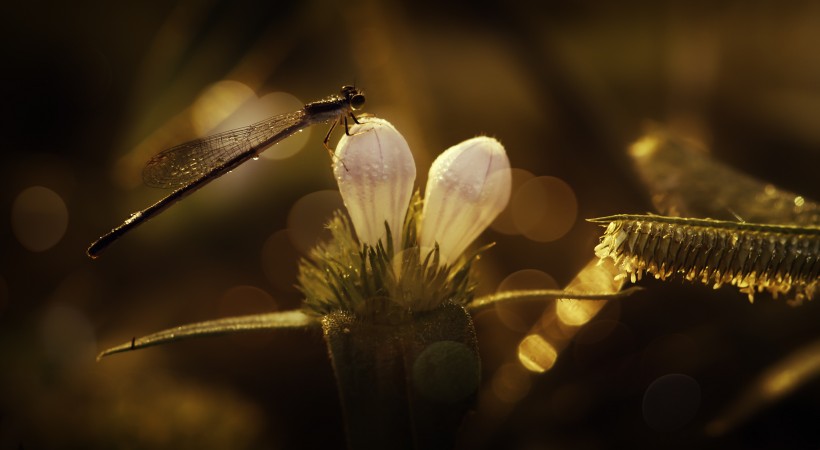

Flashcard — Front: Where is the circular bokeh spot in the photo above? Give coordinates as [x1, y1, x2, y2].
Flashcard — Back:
[412, 340, 480, 404]
[490, 168, 534, 235]
[12, 186, 69, 252]
[642, 373, 701, 432]
[511, 176, 578, 242]
[518, 333, 558, 373]
[495, 269, 558, 332]
[217, 285, 277, 317]
[286, 190, 344, 254]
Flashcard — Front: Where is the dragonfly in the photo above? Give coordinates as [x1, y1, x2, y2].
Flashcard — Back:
[87, 85, 366, 259]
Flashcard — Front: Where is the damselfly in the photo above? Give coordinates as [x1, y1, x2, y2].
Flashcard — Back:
[87, 85, 365, 258]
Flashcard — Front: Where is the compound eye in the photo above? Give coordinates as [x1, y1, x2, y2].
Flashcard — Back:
[350, 93, 365, 110]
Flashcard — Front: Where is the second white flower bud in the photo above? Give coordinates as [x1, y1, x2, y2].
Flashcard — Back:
[420, 136, 512, 266]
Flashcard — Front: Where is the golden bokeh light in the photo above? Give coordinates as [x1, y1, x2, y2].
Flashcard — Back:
[202, 89, 310, 161]
[12, 186, 69, 252]
[517, 333, 558, 373]
[191, 80, 256, 136]
[511, 176, 578, 242]
[494, 269, 558, 332]
[761, 344, 820, 397]
[555, 299, 604, 327]
[628, 135, 660, 159]
[556, 258, 624, 326]
[256, 92, 311, 160]
[489, 168, 534, 235]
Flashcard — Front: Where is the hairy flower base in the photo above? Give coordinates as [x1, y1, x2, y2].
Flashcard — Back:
[298, 192, 481, 322]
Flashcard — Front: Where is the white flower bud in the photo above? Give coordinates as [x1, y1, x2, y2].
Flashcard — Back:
[420, 136, 511, 265]
[334, 118, 416, 250]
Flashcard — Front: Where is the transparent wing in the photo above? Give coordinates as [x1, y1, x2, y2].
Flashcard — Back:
[143, 110, 307, 188]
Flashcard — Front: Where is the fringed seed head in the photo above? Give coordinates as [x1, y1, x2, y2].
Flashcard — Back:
[591, 214, 820, 304]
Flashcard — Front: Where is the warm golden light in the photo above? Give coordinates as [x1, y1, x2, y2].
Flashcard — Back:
[555, 299, 604, 326]
[191, 80, 255, 136]
[495, 269, 558, 331]
[489, 168, 534, 235]
[628, 135, 660, 159]
[511, 176, 578, 242]
[764, 370, 796, 395]
[555, 258, 623, 326]
[518, 334, 558, 373]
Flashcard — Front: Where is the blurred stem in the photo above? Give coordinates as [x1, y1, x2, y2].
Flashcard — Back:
[467, 286, 642, 312]
[323, 302, 479, 450]
[97, 310, 317, 360]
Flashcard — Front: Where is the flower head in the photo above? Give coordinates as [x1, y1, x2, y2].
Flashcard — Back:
[298, 119, 512, 319]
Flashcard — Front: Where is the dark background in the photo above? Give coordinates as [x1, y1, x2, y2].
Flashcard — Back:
[1, 1, 819, 448]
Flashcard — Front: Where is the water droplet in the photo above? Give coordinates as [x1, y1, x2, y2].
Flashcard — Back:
[124, 212, 142, 225]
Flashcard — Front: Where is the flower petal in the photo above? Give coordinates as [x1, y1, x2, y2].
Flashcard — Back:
[421, 136, 512, 265]
[334, 118, 416, 249]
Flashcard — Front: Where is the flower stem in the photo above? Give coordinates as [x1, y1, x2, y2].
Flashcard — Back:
[323, 302, 479, 450]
